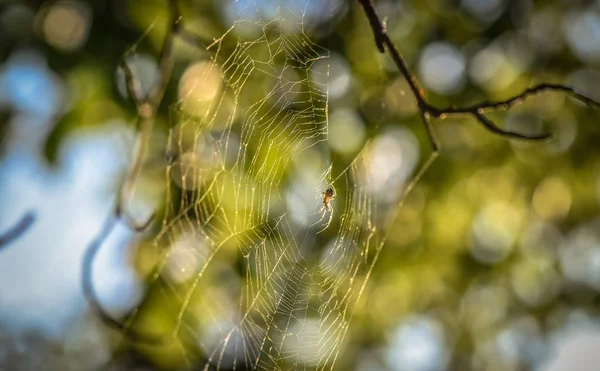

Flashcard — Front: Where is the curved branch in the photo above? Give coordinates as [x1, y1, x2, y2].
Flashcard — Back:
[119, 57, 142, 108]
[0, 211, 35, 249]
[356, 0, 600, 145]
[82, 214, 170, 344]
[114, 0, 181, 231]
[473, 112, 552, 141]
[445, 83, 600, 114]
[115, 194, 156, 232]
[84, 0, 182, 338]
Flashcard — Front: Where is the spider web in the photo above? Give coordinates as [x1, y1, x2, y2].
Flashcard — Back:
[114, 1, 421, 369]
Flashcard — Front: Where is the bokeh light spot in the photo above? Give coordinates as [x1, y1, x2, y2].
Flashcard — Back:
[564, 9, 600, 63]
[470, 202, 523, 264]
[41, 1, 91, 51]
[328, 108, 366, 154]
[462, 0, 506, 24]
[386, 315, 448, 371]
[532, 177, 572, 221]
[179, 60, 223, 116]
[164, 232, 208, 284]
[419, 42, 466, 94]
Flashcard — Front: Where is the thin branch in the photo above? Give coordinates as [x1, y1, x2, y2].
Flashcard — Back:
[359, 0, 385, 53]
[419, 110, 439, 152]
[0, 211, 35, 249]
[473, 111, 551, 141]
[356, 0, 600, 145]
[115, 197, 156, 232]
[443, 83, 600, 114]
[178, 28, 208, 49]
[118, 58, 142, 109]
[82, 215, 170, 344]
[357, 1, 425, 104]
[84, 0, 183, 343]
[148, 1, 181, 109]
[117, 0, 181, 231]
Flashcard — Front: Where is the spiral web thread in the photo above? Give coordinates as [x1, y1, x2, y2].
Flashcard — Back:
[117, 1, 420, 369]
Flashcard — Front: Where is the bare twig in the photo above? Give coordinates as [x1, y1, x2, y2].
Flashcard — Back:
[444, 83, 600, 114]
[0, 211, 35, 249]
[117, 0, 181, 230]
[84, 0, 183, 343]
[119, 58, 142, 109]
[357, 0, 600, 148]
[82, 215, 170, 344]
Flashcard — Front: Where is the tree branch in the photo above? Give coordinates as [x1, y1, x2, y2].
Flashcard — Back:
[357, 0, 600, 147]
[443, 83, 600, 114]
[118, 58, 142, 109]
[82, 215, 170, 344]
[116, 0, 181, 231]
[84, 0, 184, 343]
[0, 211, 35, 249]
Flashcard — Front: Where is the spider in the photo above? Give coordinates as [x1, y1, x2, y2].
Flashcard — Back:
[310, 186, 335, 233]
[322, 187, 335, 211]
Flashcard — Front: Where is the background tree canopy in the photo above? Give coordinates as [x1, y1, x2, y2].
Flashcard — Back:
[1, 0, 600, 370]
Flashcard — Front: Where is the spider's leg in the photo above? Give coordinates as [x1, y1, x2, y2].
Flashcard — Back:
[309, 205, 328, 229]
[309, 202, 327, 217]
[316, 204, 334, 234]
[310, 206, 324, 217]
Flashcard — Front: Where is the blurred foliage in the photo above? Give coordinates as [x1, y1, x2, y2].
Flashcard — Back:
[2, 0, 600, 370]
